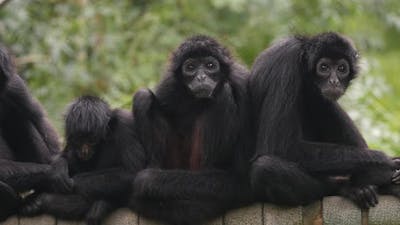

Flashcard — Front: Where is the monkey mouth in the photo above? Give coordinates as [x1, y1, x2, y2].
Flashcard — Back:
[77, 144, 94, 161]
[189, 84, 216, 98]
[194, 88, 214, 98]
[321, 88, 344, 101]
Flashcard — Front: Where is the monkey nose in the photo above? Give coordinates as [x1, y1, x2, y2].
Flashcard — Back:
[197, 74, 206, 81]
[329, 79, 339, 86]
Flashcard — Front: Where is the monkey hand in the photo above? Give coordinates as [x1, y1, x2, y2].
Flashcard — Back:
[393, 157, 400, 169]
[392, 169, 400, 185]
[48, 158, 74, 193]
[132, 168, 163, 199]
[18, 193, 46, 217]
[340, 185, 378, 209]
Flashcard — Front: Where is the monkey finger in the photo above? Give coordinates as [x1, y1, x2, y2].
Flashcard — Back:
[392, 170, 400, 177]
[392, 177, 400, 184]
[393, 158, 400, 168]
[393, 179, 400, 185]
[361, 187, 375, 208]
[364, 186, 378, 207]
[356, 189, 370, 209]
[392, 170, 400, 183]
[392, 179, 400, 184]
[369, 186, 379, 205]
[361, 194, 373, 208]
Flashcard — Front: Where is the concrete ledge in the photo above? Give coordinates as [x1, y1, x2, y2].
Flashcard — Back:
[2, 196, 400, 225]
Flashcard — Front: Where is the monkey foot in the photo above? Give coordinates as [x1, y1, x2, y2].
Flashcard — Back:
[18, 193, 45, 217]
[0, 181, 20, 221]
[340, 185, 378, 209]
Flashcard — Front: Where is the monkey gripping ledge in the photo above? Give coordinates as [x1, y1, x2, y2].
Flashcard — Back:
[1, 196, 400, 225]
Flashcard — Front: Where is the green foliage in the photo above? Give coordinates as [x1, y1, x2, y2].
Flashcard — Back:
[0, 0, 398, 153]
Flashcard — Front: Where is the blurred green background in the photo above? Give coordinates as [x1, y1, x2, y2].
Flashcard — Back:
[0, 0, 398, 154]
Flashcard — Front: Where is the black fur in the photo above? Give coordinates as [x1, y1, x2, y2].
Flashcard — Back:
[20, 96, 145, 225]
[65, 96, 111, 142]
[0, 45, 61, 221]
[248, 32, 398, 208]
[130, 35, 252, 225]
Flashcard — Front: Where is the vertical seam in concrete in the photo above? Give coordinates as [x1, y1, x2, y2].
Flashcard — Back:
[320, 200, 323, 225]
[261, 203, 265, 225]
[222, 214, 225, 225]
[361, 209, 368, 225]
[302, 201, 323, 225]
[319, 199, 324, 225]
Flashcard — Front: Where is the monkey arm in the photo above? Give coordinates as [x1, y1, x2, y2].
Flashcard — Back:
[297, 140, 394, 174]
[5, 75, 61, 162]
[73, 168, 133, 203]
[132, 168, 251, 202]
[250, 155, 331, 205]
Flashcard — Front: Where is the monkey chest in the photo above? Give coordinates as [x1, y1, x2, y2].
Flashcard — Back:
[163, 119, 204, 170]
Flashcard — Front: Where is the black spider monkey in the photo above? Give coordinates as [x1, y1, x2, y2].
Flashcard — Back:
[248, 32, 400, 208]
[130, 35, 253, 225]
[20, 96, 145, 225]
[0, 45, 66, 221]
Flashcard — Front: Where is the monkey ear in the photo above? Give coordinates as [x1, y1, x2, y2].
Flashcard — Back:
[302, 49, 316, 75]
[169, 57, 182, 74]
[217, 52, 232, 67]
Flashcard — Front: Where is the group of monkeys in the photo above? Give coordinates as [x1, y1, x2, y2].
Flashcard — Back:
[0, 32, 399, 225]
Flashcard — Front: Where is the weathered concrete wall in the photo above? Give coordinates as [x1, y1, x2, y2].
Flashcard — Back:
[2, 196, 400, 225]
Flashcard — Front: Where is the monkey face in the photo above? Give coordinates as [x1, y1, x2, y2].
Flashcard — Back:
[76, 143, 95, 161]
[314, 57, 351, 101]
[181, 56, 221, 99]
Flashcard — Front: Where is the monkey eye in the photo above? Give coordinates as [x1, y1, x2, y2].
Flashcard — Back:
[206, 62, 215, 69]
[186, 64, 195, 71]
[319, 63, 329, 72]
[337, 64, 347, 73]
